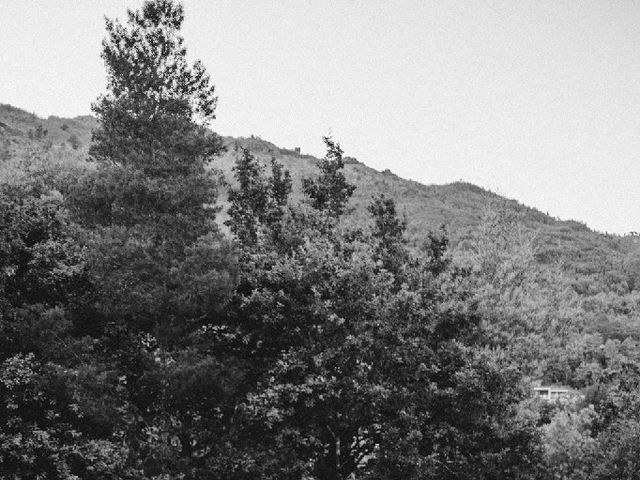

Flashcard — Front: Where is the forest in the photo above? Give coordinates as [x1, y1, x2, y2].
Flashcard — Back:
[2, 1, 640, 479]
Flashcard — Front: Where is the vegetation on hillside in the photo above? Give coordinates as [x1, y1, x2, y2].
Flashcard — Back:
[1, 1, 640, 478]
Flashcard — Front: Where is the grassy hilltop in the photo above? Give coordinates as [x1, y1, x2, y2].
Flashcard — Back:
[3, 101, 636, 281]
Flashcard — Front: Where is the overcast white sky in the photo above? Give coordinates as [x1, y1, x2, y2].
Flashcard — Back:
[1, 1, 639, 234]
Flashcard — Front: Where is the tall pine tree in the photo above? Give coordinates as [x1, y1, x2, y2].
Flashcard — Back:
[68, 0, 234, 342]
[81, 0, 222, 240]
[63, 2, 241, 477]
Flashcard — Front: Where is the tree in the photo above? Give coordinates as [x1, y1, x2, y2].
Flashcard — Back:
[368, 193, 409, 275]
[454, 205, 582, 381]
[224, 145, 542, 480]
[60, 2, 239, 478]
[591, 419, 640, 480]
[0, 144, 136, 479]
[67, 133, 80, 150]
[66, 0, 233, 342]
[302, 136, 355, 218]
[76, 0, 222, 237]
[226, 148, 291, 247]
[0, 353, 135, 479]
[0, 155, 86, 361]
[541, 406, 598, 480]
[91, 0, 219, 172]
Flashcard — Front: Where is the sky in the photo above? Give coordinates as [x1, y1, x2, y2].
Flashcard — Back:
[1, 1, 639, 234]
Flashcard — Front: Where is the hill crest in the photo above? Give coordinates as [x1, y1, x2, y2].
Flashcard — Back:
[1, 103, 636, 269]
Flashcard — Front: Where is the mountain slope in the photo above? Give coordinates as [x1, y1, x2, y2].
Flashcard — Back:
[219, 136, 635, 278]
[1, 104, 636, 279]
[0, 104, 97, 156]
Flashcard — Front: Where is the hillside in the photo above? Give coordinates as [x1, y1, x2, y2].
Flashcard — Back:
[219, 136, 636, 279]
[1, 103, 637, 280]
[0, 104, 97, 156]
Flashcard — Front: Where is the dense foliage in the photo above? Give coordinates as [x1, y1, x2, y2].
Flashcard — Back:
[1, 1, 640, 479]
